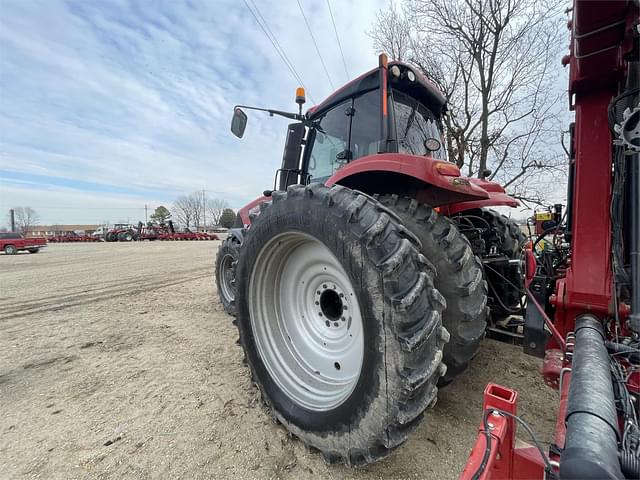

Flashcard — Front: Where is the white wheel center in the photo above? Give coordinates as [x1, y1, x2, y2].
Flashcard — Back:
[249, 232, 364, 411]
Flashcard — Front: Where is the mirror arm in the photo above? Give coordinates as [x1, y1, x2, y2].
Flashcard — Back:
[234, 105, 305, 122]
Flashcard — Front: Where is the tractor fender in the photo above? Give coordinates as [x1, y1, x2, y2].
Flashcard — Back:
[325, 153, 490, 207]
[439, 178, 519, 215]
[238, 195, 269, 226]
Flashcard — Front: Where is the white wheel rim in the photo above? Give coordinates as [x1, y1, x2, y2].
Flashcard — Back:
[219, 253, 236, 302]
[249, 232, 364, 411]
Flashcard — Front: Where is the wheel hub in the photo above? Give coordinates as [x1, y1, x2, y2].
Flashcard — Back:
[219, 254, 236, 302]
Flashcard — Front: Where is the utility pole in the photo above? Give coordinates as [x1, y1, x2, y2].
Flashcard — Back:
[202, 189, 206, 231]
[145, 204, 148, 224]
[9, 209, 15, 232]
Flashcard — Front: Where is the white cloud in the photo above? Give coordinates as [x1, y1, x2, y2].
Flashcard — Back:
[0, 0, 387, 224]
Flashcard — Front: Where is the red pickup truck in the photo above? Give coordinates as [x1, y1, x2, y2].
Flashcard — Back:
[0, 233, 47, 255]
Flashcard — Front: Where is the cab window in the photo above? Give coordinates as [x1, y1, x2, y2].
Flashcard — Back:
[392, 89, 446, 160]
[307, 100, 351, 184]
[350, 90, 381, 161]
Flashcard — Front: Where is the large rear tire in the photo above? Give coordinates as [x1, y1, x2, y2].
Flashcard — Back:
[235, 184, 448, 465]
[215, 236, 240, 316]
[378, 195, 487, 384]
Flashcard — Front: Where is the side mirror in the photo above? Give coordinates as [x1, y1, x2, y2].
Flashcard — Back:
[231, 108, 248, 138]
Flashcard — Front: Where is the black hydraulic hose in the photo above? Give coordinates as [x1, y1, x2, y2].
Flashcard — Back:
[605, 340, 640, 363]
[565, 156, 575, 242]
[533, 226, 561, 252]
[629, 147, 640, 333]
[560, 315, 623, 480]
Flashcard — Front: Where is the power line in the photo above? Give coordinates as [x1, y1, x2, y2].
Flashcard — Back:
[246, 0, 301, 84]
[296, 0, 335, 91]
[325, 0, 350, 81]
[242, 0, 316, 104]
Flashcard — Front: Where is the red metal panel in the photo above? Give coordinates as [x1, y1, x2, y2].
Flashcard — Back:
[561, 90, 613, 322]
[460, 384, 548, 480]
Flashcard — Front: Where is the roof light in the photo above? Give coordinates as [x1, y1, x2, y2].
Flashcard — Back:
[406, 70, 416, 82]
[425, 138, 442, 152]
[295, 87, 306, 105]
[390, 65, 401, 78]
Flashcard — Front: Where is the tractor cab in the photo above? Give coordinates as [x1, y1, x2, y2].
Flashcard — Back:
[300, 59, 448, 187]
[231, 54, 514, 211]
[232, 55, 449, 190]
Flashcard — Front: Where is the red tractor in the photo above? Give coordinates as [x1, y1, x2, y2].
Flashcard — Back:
[104, 223, 137, 242]
[216, 52, 528, 465]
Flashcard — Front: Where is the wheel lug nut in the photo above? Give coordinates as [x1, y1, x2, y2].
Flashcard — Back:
[333, 322, 339, 327]
[315, 301, 319, 305]
[323, 284, 327, 289]
[318, 312, 323, 317]
[325, 320, 330, 327]
[341, 317, 346, 321]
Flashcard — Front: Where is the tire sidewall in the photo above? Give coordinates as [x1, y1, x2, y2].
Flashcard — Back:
[236, 198, 383, 433]
[5, 245, 16, 255]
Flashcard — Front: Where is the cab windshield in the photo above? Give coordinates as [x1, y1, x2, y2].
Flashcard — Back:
[392, 89, 447, 160]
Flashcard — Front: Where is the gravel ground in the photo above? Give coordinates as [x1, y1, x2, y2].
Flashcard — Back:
[0, 242, 557, 479]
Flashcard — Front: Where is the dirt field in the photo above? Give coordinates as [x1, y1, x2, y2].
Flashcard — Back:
[0, 242, 557, 479]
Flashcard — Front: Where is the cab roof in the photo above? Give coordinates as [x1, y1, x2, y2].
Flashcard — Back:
[307, 61, 447, 119]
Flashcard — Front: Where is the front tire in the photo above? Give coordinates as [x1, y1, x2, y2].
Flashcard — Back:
[378, 195, 487, 384]
[216, 237, 240, 316]
[235, 184, 448, 465]
[4, 244, 17, 255]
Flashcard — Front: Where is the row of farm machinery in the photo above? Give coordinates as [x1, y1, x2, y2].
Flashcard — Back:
[215, 0, 640, 478]
[103, 221, 218, 242]
[47, 221, 218, 243]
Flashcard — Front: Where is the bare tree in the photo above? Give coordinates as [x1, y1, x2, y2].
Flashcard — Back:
[370, 0, 566, 204]
[172, 195, 194, 228]
[11, 207, 40, 235]
[190, 191, 205, 228]
[172, 191, 209, 229]
[206, 198, 230, 226]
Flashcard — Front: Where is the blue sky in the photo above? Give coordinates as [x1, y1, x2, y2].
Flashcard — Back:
[0, 0, 385, 225]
